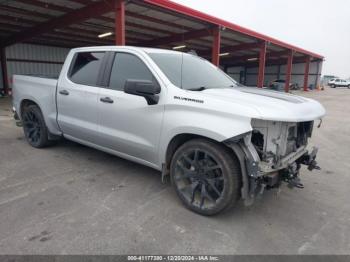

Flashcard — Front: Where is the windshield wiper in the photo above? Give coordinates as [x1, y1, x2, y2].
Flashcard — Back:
[187, 86, 206, 91]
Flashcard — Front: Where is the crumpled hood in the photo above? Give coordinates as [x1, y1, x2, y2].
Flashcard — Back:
[199, 87, 326, 122]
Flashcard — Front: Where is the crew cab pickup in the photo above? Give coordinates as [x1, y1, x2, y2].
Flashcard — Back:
[12, 46, 326, 215]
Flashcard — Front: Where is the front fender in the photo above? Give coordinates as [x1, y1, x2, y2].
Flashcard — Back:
[158, 106, 253, 166]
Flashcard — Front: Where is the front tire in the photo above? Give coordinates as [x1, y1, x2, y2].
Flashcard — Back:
[330, 84, 336, 88]
[22, 105, 51, 148]
[170, 139, 241, 216]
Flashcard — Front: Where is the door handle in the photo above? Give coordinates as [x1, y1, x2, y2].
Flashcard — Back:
[59, 90, 69, 96]
[100, 97, 114, 104]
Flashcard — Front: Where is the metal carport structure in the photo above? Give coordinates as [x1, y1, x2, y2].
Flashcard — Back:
[0, 0, 324, 93]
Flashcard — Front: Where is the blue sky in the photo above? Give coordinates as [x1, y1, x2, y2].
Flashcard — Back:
[173, 0, 350, 78]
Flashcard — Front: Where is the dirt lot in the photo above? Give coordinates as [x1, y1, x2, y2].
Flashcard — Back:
[0, 88, 349, 255]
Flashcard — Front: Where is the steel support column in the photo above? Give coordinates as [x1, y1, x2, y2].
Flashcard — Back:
[303, 56, 311, 91]
[212, 27, 221, 66]
[315, 61, 321, 88]
[257, 41, 267, 88]
[0, 48, 8, 94]
[115, 0, 125, 45]
[285, 50, 294, 93]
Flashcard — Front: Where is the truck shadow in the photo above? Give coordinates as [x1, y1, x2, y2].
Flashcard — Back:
[51, 138, 296, 220]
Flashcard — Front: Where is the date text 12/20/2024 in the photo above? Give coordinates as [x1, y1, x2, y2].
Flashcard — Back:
[127, 255, 219, 261]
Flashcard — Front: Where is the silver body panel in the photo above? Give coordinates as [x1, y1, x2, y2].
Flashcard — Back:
[12, 46, 326, 172]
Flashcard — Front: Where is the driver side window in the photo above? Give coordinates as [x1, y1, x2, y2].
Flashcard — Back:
[108, 53, 155, 91]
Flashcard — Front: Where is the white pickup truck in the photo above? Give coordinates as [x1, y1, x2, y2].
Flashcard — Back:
[13, 46, 326, 215]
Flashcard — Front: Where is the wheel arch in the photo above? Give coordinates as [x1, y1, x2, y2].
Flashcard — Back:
[19, 98, 61, 140]
[162, 132, 249, 178]
[20, 99, 41, 118]
[165, 133, 219, 171]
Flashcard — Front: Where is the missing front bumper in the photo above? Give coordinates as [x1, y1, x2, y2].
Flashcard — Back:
[227, 135, 321, 205]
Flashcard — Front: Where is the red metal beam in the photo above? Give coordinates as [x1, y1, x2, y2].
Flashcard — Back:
[285, 50, 294, 93]
[257, 41, 267, 88]
[1, 0, 114, 47]
[303, 56, 311, 91]
[1, 48, 8, 93]
[212, 27, 221, 66]
[125, 10, 239, 47]
[143, 0, 324, 59]
[115, 0, 125, 45]
[126, 10, 225, 45]
[100, 10, 235, 47]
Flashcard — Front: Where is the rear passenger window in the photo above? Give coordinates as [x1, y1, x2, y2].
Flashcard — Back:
[109, 53, 155, 91]
[69, 52, 105, 86]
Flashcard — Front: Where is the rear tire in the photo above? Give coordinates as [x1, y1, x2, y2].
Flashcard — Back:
[22, 105, 52, 148]
[170, 139, 241, 216]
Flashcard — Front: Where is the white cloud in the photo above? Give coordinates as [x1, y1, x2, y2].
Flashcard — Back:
[173, 0, 350, 78]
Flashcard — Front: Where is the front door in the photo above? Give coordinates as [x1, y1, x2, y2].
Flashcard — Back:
[97, 52, 164, 165]
[57, 51, 106, 144]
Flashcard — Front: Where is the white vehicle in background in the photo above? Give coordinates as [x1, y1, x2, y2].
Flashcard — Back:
[328, 78, 350, 88]
[12, 46, 326, 215]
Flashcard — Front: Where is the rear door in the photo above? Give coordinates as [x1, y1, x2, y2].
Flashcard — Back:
[57, 51, 106, 144]
[97, 52, 164, 165]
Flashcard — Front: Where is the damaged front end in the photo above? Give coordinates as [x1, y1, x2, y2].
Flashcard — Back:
[225, 119, 321, 205]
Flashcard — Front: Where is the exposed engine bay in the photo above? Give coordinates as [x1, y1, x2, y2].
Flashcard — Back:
[248, 119, 320, 190]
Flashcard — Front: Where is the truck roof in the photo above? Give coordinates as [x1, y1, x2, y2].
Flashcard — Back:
[70, 46, 183, 55]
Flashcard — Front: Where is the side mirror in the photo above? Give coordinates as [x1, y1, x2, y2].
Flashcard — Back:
[124, 79, 161, 105]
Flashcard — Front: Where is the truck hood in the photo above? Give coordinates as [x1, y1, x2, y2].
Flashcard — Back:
[199, 87, 326, 122]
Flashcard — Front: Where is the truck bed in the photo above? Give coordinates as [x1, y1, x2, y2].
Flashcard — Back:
[12, 74, 61, 135]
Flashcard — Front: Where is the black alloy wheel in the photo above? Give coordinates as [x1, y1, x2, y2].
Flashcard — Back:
[170, 139, 241, 216]
[22, 105, 50, 148]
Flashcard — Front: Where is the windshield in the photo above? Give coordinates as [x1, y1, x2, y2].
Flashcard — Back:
[148, 52, 239, 90]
